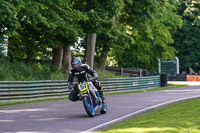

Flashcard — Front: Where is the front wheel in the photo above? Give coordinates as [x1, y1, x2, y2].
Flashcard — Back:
[83, 96, 95, 117]
[100, 102, 107, 114]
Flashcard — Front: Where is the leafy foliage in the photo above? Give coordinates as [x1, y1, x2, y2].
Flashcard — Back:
[72, 0, 123, 33]
[172, 0, 200, 72]
[8, 0, 86, 61]
[0, 0, 191, 77]
[0, 57, 67, 80]
[0, 0, 22, 36]
[110, 0, 182, 71]
[0, 57, 123, 81]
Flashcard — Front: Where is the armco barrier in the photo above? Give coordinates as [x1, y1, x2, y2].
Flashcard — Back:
[0, 76, 160, 102]
[0, 80, 69, 102]
[100, 76, 160, 92]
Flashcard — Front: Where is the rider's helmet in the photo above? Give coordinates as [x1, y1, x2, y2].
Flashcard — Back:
[71, 57, 82, 70]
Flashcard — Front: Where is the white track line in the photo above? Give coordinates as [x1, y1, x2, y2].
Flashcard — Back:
[81, 95, 200, 133]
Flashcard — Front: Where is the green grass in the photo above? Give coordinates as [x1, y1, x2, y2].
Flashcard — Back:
[98, 97, 200, 133]
[96, 69, 128, 79]
[0, 97, 68, 106]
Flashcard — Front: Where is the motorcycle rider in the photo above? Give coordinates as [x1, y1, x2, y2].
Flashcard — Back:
[68, 57, 106, 103]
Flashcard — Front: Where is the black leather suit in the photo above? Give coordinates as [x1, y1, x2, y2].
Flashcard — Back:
[68, 64, 102, 101]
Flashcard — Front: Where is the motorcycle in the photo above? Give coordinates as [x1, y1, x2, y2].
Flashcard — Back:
[77, 80, 107, 117]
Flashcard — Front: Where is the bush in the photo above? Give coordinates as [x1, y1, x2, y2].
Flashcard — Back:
[0, 58, 67, 81]
[0, 58, 125, 81]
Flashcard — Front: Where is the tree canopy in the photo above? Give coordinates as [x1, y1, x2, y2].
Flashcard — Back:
[1, 0, 193, 73]
[172, 0, 200, 72]
[97, 0, 182, 71]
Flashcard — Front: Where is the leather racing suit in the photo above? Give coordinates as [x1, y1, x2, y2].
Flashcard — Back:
[68, 64, 103, 101]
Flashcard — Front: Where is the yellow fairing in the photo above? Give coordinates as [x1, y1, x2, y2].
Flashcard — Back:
[78, 82, 88, 93]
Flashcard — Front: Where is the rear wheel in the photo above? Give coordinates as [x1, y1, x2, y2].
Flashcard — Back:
[83, 96, 95, 117]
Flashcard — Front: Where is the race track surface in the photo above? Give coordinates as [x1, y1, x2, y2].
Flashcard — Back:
[1, 85, 200, 133]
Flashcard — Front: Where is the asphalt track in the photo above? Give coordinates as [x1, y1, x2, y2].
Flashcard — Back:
[1, 84, 200, 133]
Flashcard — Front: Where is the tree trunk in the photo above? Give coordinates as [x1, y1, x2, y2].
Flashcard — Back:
[85, 33, 97, 68]
[52, 46, 63, 69]
[62, 45, 71, 74]
[98, 17, 115, 70]
[98, 46, 109, 70]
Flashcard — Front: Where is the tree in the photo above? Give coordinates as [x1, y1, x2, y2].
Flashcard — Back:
[7, 0, 86, 72]
[95, 19, 131, 70]
[111, 0, 182, 71]
[0, 0, 22, 59]
[1, 0, 184, 74]
[0, 0, 22, 36]
[72, 0, 123, 68]
[172, 0, 200, 72]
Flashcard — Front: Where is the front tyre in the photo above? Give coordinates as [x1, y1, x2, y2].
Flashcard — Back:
[83, 96, 95, 117]
[100, 102, 107, 114]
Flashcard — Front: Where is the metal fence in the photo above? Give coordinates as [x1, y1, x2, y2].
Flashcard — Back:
[0, 76, 160, 102]
[0, 80, 68, 102]
[101, 75, 160, 92]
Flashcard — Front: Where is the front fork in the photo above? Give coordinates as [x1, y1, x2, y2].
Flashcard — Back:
[79, 82, 102, 105]
[88, 84, 102, 105]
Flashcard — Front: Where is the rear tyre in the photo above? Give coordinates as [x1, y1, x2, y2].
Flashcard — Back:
[83, 96, 95, 117]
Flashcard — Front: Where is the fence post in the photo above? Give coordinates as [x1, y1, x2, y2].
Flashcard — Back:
[139, 69, 142, 77]
[121, 67, 123, 76]
[175, 57, 179, 74]
[158, 58, 161, 74]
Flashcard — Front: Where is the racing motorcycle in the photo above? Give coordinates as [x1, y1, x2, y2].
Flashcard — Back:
[77, 80, 107, 117]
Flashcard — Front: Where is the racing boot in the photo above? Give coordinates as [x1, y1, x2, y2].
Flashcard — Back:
[98, 91, 106, 104]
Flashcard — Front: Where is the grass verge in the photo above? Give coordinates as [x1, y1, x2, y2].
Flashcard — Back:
[97, 97, 200, 133]
[0, 97, 68, 106]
